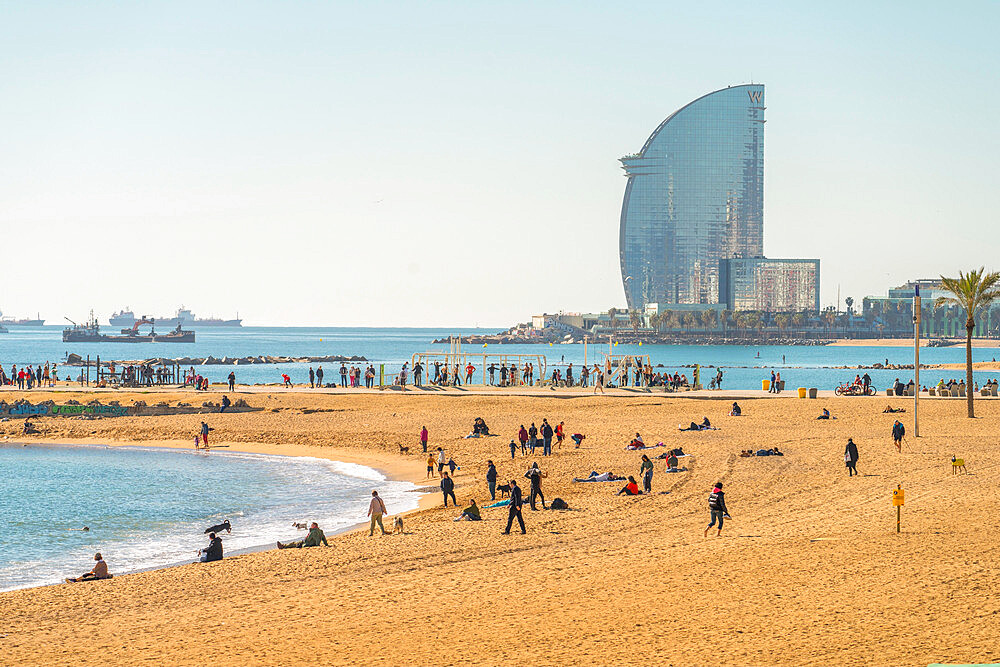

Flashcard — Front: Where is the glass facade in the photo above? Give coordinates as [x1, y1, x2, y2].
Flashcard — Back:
[619, 85, 765, 309]
[719, 258, 820, 312]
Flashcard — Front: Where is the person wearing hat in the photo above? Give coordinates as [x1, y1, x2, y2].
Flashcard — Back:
[65, 553, 111, 583]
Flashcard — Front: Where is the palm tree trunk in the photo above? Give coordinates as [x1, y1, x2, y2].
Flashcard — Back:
[967, 318, 975, 418]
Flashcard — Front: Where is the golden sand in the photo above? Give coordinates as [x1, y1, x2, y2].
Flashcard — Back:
[1, 389, 999, 666]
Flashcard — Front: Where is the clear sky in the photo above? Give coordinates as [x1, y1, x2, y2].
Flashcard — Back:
[1, 1, 997, 326]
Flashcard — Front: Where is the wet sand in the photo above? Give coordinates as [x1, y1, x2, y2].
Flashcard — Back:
[1, 389, 999, 666]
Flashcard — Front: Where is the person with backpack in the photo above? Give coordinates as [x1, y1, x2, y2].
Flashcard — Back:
[845, 438, 859, 476]
[704, 482, 730, 537]
[892, 420, 905, 453]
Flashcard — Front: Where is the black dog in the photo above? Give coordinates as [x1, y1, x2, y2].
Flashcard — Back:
[497, 484, 512, 498]
[205, 519, 231, 534]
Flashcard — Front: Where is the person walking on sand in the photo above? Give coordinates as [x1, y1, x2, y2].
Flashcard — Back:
[200, 421, 212, 447]
[640, 454, 654, 493]
[504, 480, 526, 534]
[426, 453, 436, 478]
[486, 460, 498, 500]
[368, 490, 388, 536]
[420, 426, 429, 453]
[518, 425, 529, 455]
[845, 438, 859, 476]
[441, 471, 457, 507]
[593, 364, 604, 394]
[704, 482, 730, 538]
[437, 447, 446, 475]
[892, 420, 905, 453]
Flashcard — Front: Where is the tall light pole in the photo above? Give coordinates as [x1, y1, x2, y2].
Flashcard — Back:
[913, 284, 921, 437]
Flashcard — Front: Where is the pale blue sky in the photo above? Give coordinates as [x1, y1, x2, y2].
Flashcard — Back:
[1, 1, 996, 325]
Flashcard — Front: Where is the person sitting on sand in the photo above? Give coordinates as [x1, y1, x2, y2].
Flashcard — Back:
[666, 453, 679, 470]
[817, 408, 831, 420]
[729, 402, 742, 416]
[220, 395, 231, 413]
[616, 476, 641, 495]
[473, 417, 490, 436]
[198, 532, 223, 562]
[65, 553, 111, 583]
[454, 499, 482, 521]
[277, 522, 329, 549]
[627, 433, 644, 449]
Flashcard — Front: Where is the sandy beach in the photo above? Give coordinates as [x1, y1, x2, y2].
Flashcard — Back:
[2, 388, 999, 666]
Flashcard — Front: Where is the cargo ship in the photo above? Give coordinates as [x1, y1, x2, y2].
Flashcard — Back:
[63, 312, 195, 343]
[109, 307, 241, 328]
[0, 311, 45, 326]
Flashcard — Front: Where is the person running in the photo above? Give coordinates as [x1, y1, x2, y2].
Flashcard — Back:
[426, 453, 436, 478]
[892, 420, 905, 452]
[845, 438, 859, 476]
[420, 426, 429, 453]
[704, 482, 730, 537]
[525, 462, 547, 510]
[640, 454, 654, 493]
[441, 471, 457, 506]
[486, 460, 498, 501]
[278, 522, 329, 548]
[503, 480, 526, 534]
[368, 490, 388, 536]
[65, 553, 111, 583]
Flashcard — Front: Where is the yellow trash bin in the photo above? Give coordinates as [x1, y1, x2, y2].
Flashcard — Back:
[762, 379, 771, 391]
[797, 387, 807, 398]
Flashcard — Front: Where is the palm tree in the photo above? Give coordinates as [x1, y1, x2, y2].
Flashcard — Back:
[607, 307, 618, 335]
[936, 268, 1000, 418]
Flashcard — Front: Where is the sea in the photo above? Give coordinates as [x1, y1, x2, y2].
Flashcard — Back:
[0, 325, 997, 391]
[0, 443, 418, 592]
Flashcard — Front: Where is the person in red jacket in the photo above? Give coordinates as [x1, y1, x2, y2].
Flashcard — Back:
[616, 476, 641, 496]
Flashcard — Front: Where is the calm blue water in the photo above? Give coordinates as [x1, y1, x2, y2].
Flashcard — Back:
[0, 443, 417, 591]
[0, 325, 997, 390]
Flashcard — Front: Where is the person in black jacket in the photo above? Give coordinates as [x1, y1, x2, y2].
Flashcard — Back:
[486, 460, 498, 500]
[504, 480, 526, 534]
[704, 483, 730, 537]
[892, 420, 905, 453]
[541, 419, 554, 456]
[440, 471, 457, 506]
[198, 532, 223, 562]
[525, 463, 547, 510]
[845, 438, 859, 476]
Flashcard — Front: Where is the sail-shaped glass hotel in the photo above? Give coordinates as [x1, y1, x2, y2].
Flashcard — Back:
[619, 84, 766, 309]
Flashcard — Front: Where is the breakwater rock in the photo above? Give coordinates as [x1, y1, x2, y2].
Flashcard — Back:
[65, 353, 367, 367]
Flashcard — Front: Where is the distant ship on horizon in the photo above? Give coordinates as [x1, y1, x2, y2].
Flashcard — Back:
[0, 311, 45, 326]
[109, 307, 242, 328]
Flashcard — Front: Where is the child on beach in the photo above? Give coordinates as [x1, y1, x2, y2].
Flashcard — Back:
[704, 483, 730, 537]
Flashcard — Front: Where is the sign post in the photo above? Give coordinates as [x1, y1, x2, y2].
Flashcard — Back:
[913, 285, 921, 437]
[892, 484, 905, 533]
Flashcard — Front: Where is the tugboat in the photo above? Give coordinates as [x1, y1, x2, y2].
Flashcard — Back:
[63, 312, 195, 343]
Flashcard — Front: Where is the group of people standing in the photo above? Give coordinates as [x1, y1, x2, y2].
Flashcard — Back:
[0, 362, 58, 388]
[512, 418, 564, 457]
